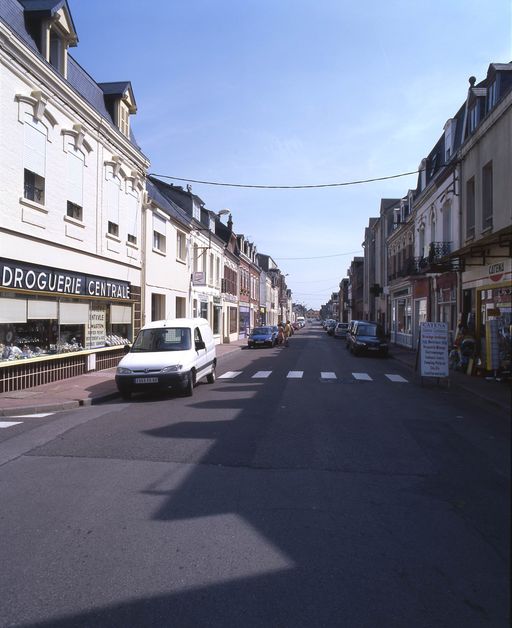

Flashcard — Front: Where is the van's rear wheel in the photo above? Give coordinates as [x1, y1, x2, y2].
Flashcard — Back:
[206, 363, 216, 384]
[183, 370, 195, 396]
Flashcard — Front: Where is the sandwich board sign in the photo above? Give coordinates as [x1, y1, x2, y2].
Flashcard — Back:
[419, 322, 449, 379]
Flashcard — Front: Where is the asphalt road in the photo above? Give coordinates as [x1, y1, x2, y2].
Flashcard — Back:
[0, 324, 510, 627]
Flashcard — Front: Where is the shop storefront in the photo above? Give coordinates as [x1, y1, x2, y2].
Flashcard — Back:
[461, 258, 512, 375]
[239, 305, 250, 338]
[390, 287, 413, 348]
[0, 258, 138, 392]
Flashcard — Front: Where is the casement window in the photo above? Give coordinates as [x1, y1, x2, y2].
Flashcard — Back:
[125, 191, 138, 245]
[487, 81, 497, 112]
[442, 204, 451, 243]
[67, 144, 84, 221]
[106, 168, 121, 237]
[176, 231, 186, 261]
[209, 253, 214, 285]
[469, 104, 479, 133]
[119, 102, 130, 137]
[23, 116, 47, 204]
[153, 214, 166, 253]
[466, 177, 475, 238]
[482, 161, 493, 230]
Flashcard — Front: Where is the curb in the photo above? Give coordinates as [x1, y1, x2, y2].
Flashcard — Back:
[0, 400, 80, 417]
[391, 352, 511, 414]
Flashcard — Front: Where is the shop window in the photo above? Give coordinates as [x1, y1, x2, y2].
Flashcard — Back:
[151, 294, 165, 321]
[176, 296, 186, 318]
[213, 306, 221, 335]
[229, 307, 238, 334]
[67, 201, 83, 221]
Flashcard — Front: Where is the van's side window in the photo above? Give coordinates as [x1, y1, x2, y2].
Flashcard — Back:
[194, 328, 203, 344]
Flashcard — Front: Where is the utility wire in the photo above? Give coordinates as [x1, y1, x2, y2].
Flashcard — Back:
[148, 170, 419, 190]
[275, 250, 362, 260]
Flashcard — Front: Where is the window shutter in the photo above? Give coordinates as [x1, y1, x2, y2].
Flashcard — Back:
[27, 300, 58, 319]
[0, 298, 27, 323]
[24, 118, 46, 177]
[125, 193, 138, 238]
[111, 305, 132, 324]
[152, 213, 166, 235]
[59, 302, 89, 324]
[106, 175, 120, 223]
[67, 147, 84, 206]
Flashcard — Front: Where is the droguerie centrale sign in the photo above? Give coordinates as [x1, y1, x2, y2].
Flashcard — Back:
[0, 259, 131, 300]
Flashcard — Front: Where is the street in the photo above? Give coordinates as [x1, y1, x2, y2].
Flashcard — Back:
[0, 323, 510, 628]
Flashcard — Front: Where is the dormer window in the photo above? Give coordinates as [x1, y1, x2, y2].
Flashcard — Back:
[487, 81, 497, 112]
[22, 1, 78, 79]
[99, 82, 137, 139]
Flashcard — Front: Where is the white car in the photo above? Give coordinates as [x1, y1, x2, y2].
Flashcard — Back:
[115, 318, 216, 399]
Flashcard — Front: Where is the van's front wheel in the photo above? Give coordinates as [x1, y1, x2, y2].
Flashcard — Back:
[206, 362, 216, 384]
[183, 370, 195, 396]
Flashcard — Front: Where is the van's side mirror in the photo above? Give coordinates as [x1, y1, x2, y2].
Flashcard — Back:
[195, 340, 206, 351]
[123, 344, 131, 354]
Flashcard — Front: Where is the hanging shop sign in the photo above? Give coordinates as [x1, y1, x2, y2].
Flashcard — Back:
[0, 258, 131, 300]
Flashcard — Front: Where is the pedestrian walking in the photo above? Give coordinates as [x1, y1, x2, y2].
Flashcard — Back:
[277, 323, 285, 346]
[284, 320, 292, 346]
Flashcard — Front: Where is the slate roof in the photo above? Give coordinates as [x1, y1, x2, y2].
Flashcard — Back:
[0, 0, 141, 150]
[146, 177, 192, 228]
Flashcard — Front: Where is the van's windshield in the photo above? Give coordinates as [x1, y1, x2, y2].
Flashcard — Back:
[131, 328, 192, 352]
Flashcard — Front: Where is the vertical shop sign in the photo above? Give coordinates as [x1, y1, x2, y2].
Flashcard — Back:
[420, 322, 449, 378]
[87, 307, 106, 349]
[485, 319, 500, 371]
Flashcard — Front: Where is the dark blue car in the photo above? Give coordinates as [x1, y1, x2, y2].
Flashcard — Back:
[247, 326, 277, 348]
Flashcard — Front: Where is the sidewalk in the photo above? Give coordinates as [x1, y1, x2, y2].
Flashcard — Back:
[0, 339, 247, 417]
[390, 344, 511, 413]
[1, 339, 510, 416]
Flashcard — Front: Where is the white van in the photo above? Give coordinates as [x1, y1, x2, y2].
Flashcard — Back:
[115, 318, 216, 399]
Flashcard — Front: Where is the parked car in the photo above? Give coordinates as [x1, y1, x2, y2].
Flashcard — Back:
[326, 320, 337, 335]
[334, 322, 349, 339]
[247, 326, 277, 348]
[347, 321, 388, 357]
[345, 320, 363, 348]
[115, 317, 216, 399]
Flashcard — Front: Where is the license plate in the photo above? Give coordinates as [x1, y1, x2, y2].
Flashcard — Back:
[368, 347, 379, 351]
[134, 377, 158, 384]
[255, 340, 264, 344]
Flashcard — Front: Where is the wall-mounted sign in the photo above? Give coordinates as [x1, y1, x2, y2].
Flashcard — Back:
[0, 258, 131, 300]
[489, 262, 505, 282]
[86, 307, 107, 349]
[192, 272, 206, 286]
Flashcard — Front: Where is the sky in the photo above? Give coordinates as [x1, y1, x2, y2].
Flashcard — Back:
[69, 0, 511, 310]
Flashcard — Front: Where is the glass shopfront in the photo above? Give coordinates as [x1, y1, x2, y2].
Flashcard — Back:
[0, 259, 133, 363]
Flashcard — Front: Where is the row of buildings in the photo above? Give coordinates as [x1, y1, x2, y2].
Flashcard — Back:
[322, 61, 511, 376]
[0, 0, 293, 391]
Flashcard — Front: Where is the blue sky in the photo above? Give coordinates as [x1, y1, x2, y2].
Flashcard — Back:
[70, 0, 511, 309]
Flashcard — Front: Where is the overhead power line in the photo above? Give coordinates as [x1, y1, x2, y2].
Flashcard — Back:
[275, 250, 362, 260]
[148, 170, 419, 190]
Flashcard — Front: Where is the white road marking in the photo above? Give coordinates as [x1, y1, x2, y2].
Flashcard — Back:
[252, 371, 272, 379]
[0, 421, 23, 429]
[218, 371, 243, 379]
[7, 412, 54, 418]
[385, 374, 409, 383]
[321, 372, 337, 379]
[287, 371, 303, 378]
[352, 372, 373, 381]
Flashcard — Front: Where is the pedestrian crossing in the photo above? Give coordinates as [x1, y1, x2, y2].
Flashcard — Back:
[218, 370, 409, 383]
[0, 412, 55, 431]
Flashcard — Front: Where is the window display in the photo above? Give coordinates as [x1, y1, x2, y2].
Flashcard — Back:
[0, 295, 132, 362]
